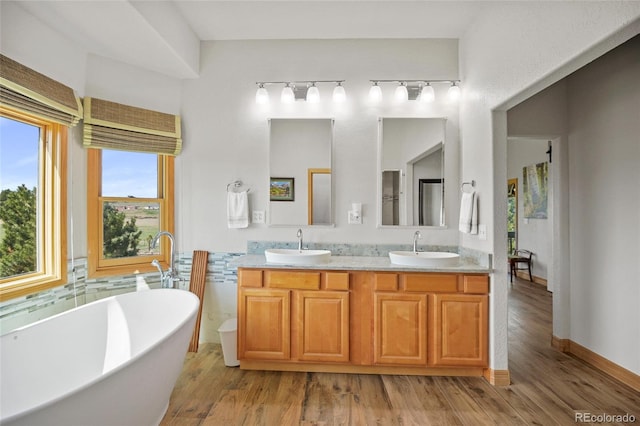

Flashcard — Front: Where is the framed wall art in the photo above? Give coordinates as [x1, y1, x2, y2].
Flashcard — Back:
[270, 177, 295, 201]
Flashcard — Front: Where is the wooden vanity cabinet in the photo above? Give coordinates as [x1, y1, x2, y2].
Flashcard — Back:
[373, 292, 427, 365]
[238, 288, 290, 360]
[238, 269, 350, 363]
[431, 293, 488, 367]
[238, 267, 489, 376]
[372, 272, 489, 368]
[296, 290, 349, 362]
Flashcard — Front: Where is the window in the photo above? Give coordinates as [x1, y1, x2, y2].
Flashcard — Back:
[87, 148, 174, 277]
[0, 108, 67, 300]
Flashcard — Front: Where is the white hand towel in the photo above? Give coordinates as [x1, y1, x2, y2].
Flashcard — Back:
[227, 191, 249, 229]
[459, 191, 478, 234]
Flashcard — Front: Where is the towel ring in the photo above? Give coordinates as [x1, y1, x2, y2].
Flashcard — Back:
[227, 180, 250, 193]
[461, 180, 476, 192]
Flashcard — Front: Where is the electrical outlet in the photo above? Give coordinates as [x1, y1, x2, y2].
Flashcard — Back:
[478, 224, 487, 240]
[252, 210, 265, 224]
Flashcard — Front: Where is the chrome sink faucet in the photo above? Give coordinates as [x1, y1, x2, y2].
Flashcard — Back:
[297, 228, 303, 252]
[151, 231, 180, 288]
[413, 230, 422, 254]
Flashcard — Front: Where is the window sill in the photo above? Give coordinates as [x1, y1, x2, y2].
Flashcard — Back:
[0, 273, 65, 301]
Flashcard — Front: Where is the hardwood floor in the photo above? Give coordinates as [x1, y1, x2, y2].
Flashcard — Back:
[161, 278, 639, 425]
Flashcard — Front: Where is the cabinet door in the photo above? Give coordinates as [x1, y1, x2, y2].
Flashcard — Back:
[238, 289, 290, 360]
[431, 294, 488, 367]
[296, 291, 350, 363]
[373, 293, 427, 365]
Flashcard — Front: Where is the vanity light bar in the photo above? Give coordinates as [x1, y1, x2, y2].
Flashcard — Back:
[255, 81, 347, 104]
[368, 79, 461, 103]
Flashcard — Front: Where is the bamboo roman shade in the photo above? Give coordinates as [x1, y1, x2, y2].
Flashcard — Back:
[0, 54, 83, 126]
[83, 97, 182, 156]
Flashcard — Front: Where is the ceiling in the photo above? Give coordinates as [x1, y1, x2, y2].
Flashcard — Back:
[175, 1, 486, 40]
[11, 1, 488, 79]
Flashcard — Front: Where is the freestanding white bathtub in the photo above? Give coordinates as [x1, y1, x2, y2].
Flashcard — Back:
[0, 288, 199, 426]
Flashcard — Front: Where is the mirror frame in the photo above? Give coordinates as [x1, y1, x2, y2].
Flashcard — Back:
[307, 168, 332, 225]
[377, 117, 447, 228]
[268, 118, 335, 227]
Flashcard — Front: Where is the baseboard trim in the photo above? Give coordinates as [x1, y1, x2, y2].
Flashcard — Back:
[550, 335, 571, 352]
[483, 368, 511, 386]
[515, 271, 547, 286]
[551, 336, 640, 392]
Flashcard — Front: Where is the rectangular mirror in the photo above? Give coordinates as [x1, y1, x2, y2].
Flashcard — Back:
[378, 118, 446, 227]
[269, 119, 333, 226]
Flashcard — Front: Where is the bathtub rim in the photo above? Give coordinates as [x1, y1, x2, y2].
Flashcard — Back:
[0, 288, 200, 424]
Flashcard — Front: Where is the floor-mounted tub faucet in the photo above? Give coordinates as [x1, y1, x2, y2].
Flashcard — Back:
[151, 231, 180, 288]
[413, 230, 422, 254]
[297, 228, 303, 252]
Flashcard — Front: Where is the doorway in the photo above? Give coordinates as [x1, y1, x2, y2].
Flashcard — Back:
[307, 168, 331, 225]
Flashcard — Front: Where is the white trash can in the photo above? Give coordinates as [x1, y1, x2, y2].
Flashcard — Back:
[217, 318, 240, 367]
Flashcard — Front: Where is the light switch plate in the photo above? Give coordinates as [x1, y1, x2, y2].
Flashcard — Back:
[252, 210, 265, 224]
[478, 224, 487, 240]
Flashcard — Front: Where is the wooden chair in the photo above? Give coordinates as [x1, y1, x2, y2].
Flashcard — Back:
[508, 249, 533, 282]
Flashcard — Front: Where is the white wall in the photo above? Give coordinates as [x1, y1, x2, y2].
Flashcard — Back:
[0, 2, 87, 95]
[567, 36, 640, 374]
[459, 2, 640, 372]
[177, 39, 461, 254]
[84, 54, 182, 115]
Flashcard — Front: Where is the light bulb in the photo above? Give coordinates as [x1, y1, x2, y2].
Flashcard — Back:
[255, 84, 269, 104]
[306, 84, 320, 103]
[394, 82, 408, 103]
[281, 83, 295, 103]
[369, 82, 382, 103]
[448, 82, 461, 101]
[420, 83, 435, 103]
[332, 82, 346, 103]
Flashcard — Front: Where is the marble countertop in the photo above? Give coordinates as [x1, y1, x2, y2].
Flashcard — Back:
[230, 254, 491, 274]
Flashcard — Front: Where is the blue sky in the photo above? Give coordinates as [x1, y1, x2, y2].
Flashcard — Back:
[0, 117, 39, 192]
[102, 150, 157, 198]
[1, 116, 157, 197]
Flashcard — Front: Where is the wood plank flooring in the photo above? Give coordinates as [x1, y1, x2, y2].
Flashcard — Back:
[161, 278, 639, 425]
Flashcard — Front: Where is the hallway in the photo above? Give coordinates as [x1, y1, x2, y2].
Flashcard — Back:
[161, 278, 639, 425]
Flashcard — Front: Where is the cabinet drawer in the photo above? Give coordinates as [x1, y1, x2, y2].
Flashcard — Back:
[463, 275, 489, 294]
[325, 272, 350, 291]
[402, 274, 458, 293]
[374, 273, 398, 291]
[239, 269, 263, 288]
[265, 271, 321, 290]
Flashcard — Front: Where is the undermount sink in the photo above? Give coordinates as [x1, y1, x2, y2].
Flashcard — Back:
[265, 249, 331, 265]
[389, 251, 460, 267]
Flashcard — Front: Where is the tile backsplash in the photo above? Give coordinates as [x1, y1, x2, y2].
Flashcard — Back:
[247, 240, 492, 267]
